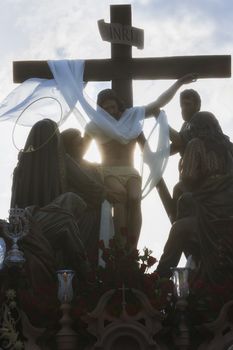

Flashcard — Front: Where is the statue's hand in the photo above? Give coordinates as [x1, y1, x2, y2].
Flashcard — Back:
[178, 73, 198, 85]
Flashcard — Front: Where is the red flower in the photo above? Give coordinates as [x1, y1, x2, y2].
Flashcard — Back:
[149, 271, 159, 281]
[140, 264, 147, 273]
[143, 275, 154, 291]
[147, 256, 157, 267]
[102, 248, 111, 261]
[98, 240, 105, 250]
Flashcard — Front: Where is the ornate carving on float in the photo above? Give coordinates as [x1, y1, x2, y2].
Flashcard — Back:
[197, 301, 233, 350]
[84, 287, 163, 350]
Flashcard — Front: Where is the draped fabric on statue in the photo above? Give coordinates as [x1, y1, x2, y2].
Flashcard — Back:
[141, 111, 170, 198]
[0, 60, 145, 143]
[11, 119, 66, 208]
[3, 194, 90, 327]
[27, 193, 89, 278]
[69, 161, 104, 264]
[17, 210, 57, 289]
[64, 154, 105, 209]
[48, 60, 145, 144]
[48, 60, 170, 197]
[11, 119, 106, 280]
[157, 112, 233, 282]
[64, 154, 105, 264]
[186, 175, 233, 282]
[180, 112, 233, 282]
[11, 119, 105, 211]
[0, 59, 170, 197]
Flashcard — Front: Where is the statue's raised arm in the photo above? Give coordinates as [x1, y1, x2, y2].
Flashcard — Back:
[145, 73, 198, 117]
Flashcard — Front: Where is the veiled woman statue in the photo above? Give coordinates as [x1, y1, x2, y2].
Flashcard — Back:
[9, 119, 107, 286]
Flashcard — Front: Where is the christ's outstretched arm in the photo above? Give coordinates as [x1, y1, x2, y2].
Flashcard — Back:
[145, 73, 198, 117]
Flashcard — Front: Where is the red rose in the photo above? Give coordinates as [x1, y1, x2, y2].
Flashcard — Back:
[149, 271, 159, 281]
[98, 240, 105, 250]
[143, 275, 154, 291]
[147, 256, 157, 267]
[102, 248, 111, 261]
[140, 264, 147, 273]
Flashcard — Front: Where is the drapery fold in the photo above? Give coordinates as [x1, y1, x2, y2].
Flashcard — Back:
[0, 59, 170, 197]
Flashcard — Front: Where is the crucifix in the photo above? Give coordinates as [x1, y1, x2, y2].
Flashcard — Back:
[13, 4, 231, 221]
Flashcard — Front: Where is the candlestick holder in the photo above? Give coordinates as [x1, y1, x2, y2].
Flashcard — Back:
[3, 208, 29, 267]
[0, 237, 6, 270]
[171, 267, 190, 350]
[56, 269, 78, 350]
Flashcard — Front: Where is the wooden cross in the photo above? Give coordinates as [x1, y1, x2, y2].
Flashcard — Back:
[13, 4, 231, 221]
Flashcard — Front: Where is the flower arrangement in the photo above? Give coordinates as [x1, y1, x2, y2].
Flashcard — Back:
[1, 233, 233, 349]
[0, 236, 173, 334]
[71, 237, 173, 320]
[188, 276, 233, 324]
[98, 237, 172, 302]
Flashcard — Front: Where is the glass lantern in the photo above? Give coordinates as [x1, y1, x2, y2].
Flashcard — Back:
[171, 267, 190, 299]
[56, 269, 75, 303]
[0, 237, 6, 269]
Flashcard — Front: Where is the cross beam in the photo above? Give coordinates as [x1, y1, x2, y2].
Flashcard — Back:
[12, 4, 231, 220]
[13, 5, 231, 108]
[13, 55, 231, 81]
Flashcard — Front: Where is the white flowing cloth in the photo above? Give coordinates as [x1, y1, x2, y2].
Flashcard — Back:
[0, 59, 170, 257]
[0, 59, 170, 195]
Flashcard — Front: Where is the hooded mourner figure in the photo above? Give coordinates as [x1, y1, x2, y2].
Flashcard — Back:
[157, 111, 233, 283]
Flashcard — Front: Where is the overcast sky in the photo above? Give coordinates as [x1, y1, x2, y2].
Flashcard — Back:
[0, 0, 232, 264]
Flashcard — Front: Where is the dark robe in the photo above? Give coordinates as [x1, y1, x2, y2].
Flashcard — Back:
[179, 138, 233, 281]
[10, 119, 105, 281]
[65, 156, 104, 264]
[25, 192, 89, 282]
[157, 112, 233, 283]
